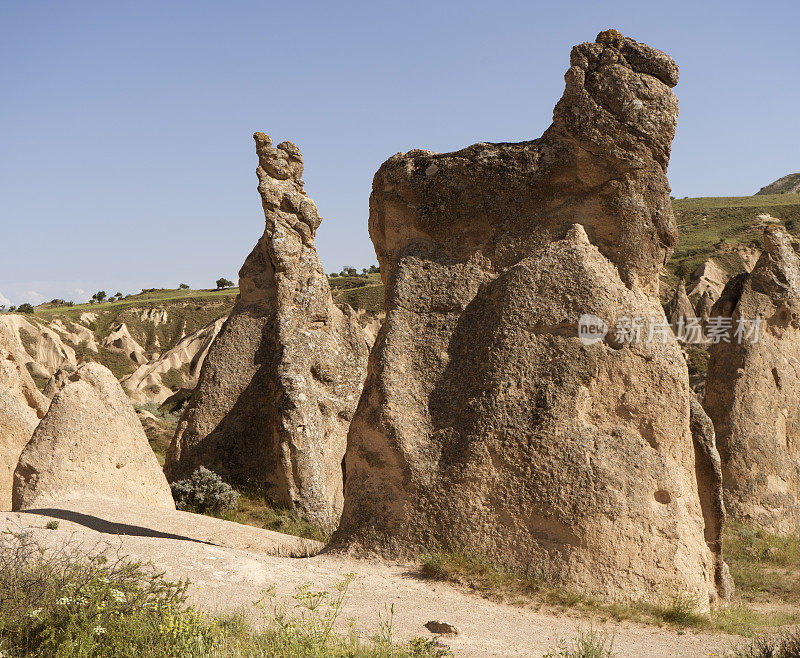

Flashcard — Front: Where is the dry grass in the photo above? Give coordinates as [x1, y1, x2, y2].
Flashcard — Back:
[419, 536, 800, 637]
[419, 550, 707, 629]
[725, 522, 800, 607]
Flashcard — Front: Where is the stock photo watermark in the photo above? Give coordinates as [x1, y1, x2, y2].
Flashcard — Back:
[578, 314, 763, 347]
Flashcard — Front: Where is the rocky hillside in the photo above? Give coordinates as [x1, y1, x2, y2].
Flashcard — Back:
[664, 193, 800, 300]
[755, 173, 800, 196]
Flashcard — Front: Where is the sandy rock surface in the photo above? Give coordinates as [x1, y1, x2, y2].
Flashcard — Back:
[166, 134, 369, 529]
[705, 226, 800, 533]
[12, 363, 174, 511]
[0, 500, 737, 657]
[332, 30, 726, 609]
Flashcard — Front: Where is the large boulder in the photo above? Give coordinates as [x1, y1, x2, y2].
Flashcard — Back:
[0, 344, 49, 510]
[165, 134, 369, 529]
[704, 226, 800, 534]
[331, 31, 725, 609]
[12, 363, 174, 511]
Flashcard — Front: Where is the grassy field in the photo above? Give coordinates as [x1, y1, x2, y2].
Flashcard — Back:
[667, 194, 800, 283]
[34, 287, 240, 319]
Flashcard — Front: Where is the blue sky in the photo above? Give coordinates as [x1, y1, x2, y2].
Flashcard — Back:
[1, 0, 798, 306]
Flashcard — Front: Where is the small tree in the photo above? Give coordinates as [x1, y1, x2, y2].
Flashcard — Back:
[341, 266, 357, 277]
[92, 291, 107, 304]
[329, 272, 339, 278]
[178, 283, 190, 290]
[17, 303, 34, 314]
[216, 278, 234, 289]
[9, 306, 17, 312]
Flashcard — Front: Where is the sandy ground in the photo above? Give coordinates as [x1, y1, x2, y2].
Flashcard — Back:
[0, 500, 741, 657]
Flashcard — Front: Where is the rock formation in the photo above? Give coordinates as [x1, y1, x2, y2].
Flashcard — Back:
[165, 134, 369, 529]
[695, 291, 714, 326]
[101, 323, 147, 364]
[0, 315, 76, 376]
[42, 368, 72, 399]
[121, 317, 225, 405]
[687, 259, 729, 301]
[0, 339, 49, 510]
[690, 395, 733, 599]
[332, 31, 726, 608]
[665, 280, 695, 332]
[12, 363, 174, 511]
[704, 225, 800, 534]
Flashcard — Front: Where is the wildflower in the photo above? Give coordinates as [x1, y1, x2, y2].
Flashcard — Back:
[93, 626, 106, 635]
[57, 597, 72, 606]
[27, 608, 43, 618]
[109, 589, 126, 603]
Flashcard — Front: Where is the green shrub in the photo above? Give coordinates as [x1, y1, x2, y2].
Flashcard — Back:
[0, 530, 211, 657]
[733, 627, 800, 657]
[170, 467, 240, 513]
[685, 345, 710, 378]
[543, 625, 616, 657]
[45, 521, 59, 530]
[159, 367, 184, 391]
[17, 303, 35, 314]
[0, 533, 450, 657]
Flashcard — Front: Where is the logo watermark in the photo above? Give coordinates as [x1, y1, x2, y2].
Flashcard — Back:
[578, 314, 609, 345]
[579, 315, 762, 346]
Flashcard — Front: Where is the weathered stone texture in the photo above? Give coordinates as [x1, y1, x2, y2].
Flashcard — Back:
[705, 226, 800, 534]
[12, 363, 173, 511]
[332, 31, 725, 609]
[166, 134, 369, 528]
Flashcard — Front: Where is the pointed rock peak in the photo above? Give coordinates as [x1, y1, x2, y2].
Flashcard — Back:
[254, 132, 304, 183]
[596, 28, 624, 47]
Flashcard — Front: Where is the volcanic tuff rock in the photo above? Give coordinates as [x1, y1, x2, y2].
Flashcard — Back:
[687, 259, 730, 302]
[695, 291, 714, 326]
[101, 323, 147, 365]
[12, 362, 174, 511]
[665, 280, 695, 331]
[121, 317, 225, 405]
[332, 31, 726, 608]
[0, 337, 49, 510]
[0, 314, 76, 376]
[165, 134, 369, 529]
[705, 225, 800, 534]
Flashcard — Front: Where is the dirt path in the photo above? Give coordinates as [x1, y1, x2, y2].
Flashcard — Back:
[1, 501, 739, 657]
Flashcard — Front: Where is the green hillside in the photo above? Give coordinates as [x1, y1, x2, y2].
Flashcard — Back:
[666, 193, 800, 284]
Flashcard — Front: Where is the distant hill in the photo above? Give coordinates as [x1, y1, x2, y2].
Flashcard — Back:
[755, 173, 800, 196]
[664, 193, 800, 297]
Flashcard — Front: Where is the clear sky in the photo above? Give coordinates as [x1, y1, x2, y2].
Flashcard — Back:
[1, 0, 798, 307]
